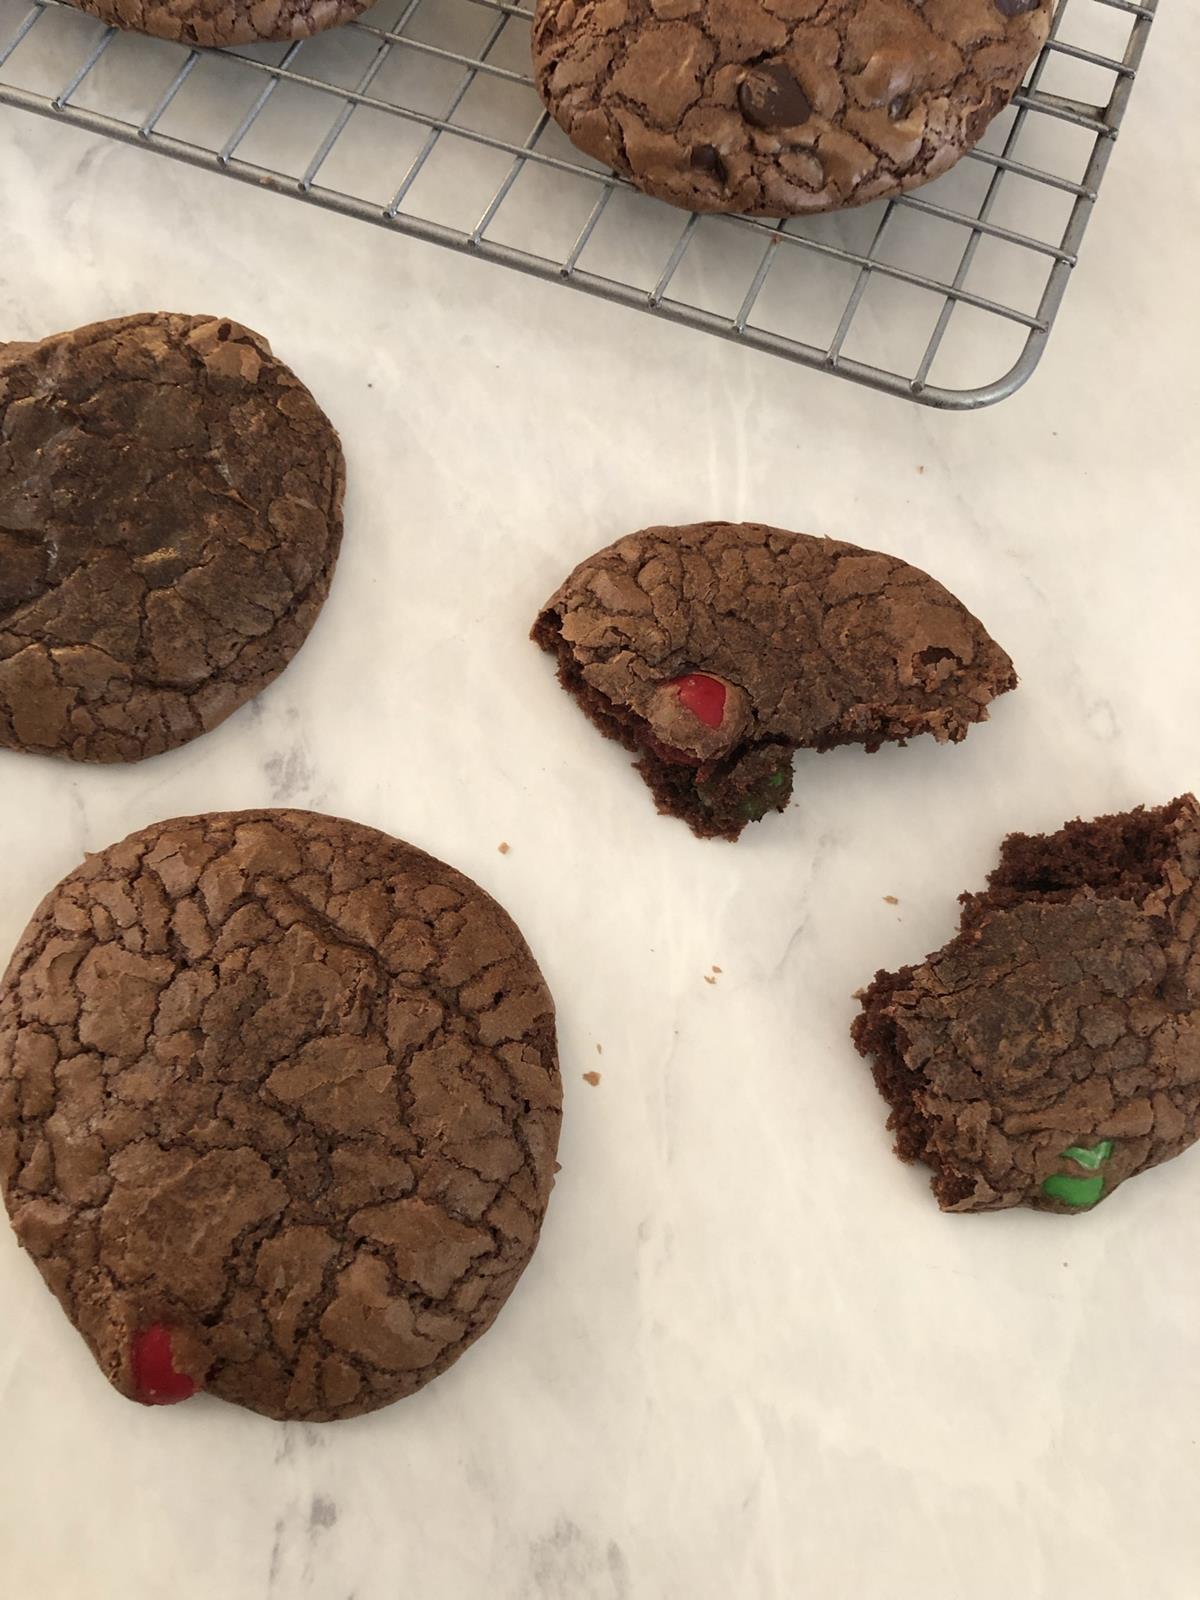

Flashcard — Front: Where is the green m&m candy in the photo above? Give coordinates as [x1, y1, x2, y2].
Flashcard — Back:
[1041, 1140, 1114, 1208]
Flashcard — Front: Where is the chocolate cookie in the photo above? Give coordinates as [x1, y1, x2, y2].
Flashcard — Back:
[533, 521, 1015, 840]
[533, 0, 1053, 216]
[852, 796, 1200, 1214]
[0, 313, 343, 764]
[0, 811, 561, 1421]
[62, 0, 368, 47]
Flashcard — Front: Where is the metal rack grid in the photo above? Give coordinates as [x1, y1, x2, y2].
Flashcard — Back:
[0, 0, 1156, 409]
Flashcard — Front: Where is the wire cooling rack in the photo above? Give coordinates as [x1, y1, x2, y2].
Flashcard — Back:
[0, 0, 1156, 409]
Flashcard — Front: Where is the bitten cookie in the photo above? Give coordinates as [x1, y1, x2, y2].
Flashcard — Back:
[0, 811, 561, 1421]
[533, 521, 1015, 840]
[61, 0, 368, 47]
[533, 0, 1052, 216]
[852, 796, 1200, 1214]
[0, 313, 343, 764]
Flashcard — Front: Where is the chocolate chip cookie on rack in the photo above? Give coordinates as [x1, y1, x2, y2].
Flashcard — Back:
[62, 0, 369, 47]
[533, 0, 1053, 216]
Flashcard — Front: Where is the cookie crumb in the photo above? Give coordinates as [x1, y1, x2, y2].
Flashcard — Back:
[704, 974, 716, 986]
[595, 1043, 603, 1055]
[712, 964, 722, 974]
[497, 842, 510, 855]
[583, 1071, 601, 1086]
[917, 465, 925, 475]
[883, 895, 899, 905]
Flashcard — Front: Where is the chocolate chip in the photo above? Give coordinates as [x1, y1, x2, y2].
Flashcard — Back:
[994, 0, 1042, 15]
[690, 144, 725, 181]
[737, 63, 811, 131]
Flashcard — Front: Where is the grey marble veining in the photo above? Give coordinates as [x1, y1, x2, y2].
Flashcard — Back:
[1, 9, 1199, 1593]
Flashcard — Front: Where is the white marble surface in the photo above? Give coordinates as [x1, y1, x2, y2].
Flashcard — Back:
[3, 5, 1200, 1594]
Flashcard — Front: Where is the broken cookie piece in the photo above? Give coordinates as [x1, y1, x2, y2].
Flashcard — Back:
[0, 313, 344, 763]
[852, 795, 1200, 1213]
[0, 810, 561, 1421]
[532, 521, 1015, 840]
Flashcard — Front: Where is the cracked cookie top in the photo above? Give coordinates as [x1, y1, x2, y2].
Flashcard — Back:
[61, 0, 370, 48]
[0, 810, 561, 1421]
[852, 796, 1200, 1214]
[0, 313, 344, 764]
[533, 0, 1053, 216]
